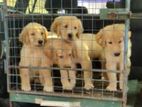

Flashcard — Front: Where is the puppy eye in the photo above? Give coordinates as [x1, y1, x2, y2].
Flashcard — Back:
[74, 26, 77, 29]
[59, 55, 63, 58]
[31, 32, 35, 36]
[118, 40, 122, 43]
[41, 32, 44, 35]
[108, 41, 112, 44]
[69, 54, 72, 57]
[64, 25, 68, 28]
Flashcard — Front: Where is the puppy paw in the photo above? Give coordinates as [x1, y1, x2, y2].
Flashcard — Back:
[84, 83, 94, 90]
[119, 85, 123, 90]
[43, 86, 54, 92]
[70, 83, 76, 89]
[21, 86, 31, 91]
[106, 85, 117, 91]
[63, 84, 73, 90]
[119, 85, 128, 92]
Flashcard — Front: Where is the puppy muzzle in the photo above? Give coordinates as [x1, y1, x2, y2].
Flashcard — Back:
[37, 40, 44, 46]
[68, 33, 73, 40]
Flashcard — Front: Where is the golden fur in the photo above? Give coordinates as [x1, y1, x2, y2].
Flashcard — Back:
[51, 16, 94, 90]
[95, 24, 131, 91]
[19, 22, 53, 92]
[44, 38, 77, 90]
[80, 33, 104, 59]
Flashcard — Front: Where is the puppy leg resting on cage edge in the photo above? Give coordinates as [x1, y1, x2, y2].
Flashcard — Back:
[44, 38, 77, 90]
[50, 16, 94, 90]
[95, 24, 131, 91]
[19, 22, 53, 92]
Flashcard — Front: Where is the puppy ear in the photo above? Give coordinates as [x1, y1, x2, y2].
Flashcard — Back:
[76, 18, 84, 39]
[19, 27, 29, 44]
[50, 17, 62, 36]
[42, 26, 48, 41]
[44, 49, 52, 58]
[95, 30, 106, 47]
[44, 44, 53, 58]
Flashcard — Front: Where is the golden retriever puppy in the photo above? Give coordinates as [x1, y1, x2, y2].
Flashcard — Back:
[44, 38, 77, 90]
[95, 24, 131, 91]
[51, 16, 94, 90]
[19, 22, 53, 92]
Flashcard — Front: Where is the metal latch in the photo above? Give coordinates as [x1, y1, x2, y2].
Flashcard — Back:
[100, 9, 131, 20]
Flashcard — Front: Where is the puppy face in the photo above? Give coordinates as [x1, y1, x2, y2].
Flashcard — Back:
[44, 39, 77, 68]
[103, 31, 124, 57]
[51, 16, 84, 41]
[96, 24, 131, 57]
[56, 48, 73, 68]
[19, 22, 48, 47]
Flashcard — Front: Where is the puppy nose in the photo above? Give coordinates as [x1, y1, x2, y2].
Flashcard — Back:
[68, 33, 73, 39]
[38, 40, 43, 45]
[114, 52, 120, 57]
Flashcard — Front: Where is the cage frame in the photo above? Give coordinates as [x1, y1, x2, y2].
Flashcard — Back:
[0, 0, 132, 107]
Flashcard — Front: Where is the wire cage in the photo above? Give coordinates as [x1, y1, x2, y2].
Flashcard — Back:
[1, 0, 131, 107]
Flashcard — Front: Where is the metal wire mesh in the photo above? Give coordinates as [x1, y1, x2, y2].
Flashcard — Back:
[2, 0, 130, 105]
